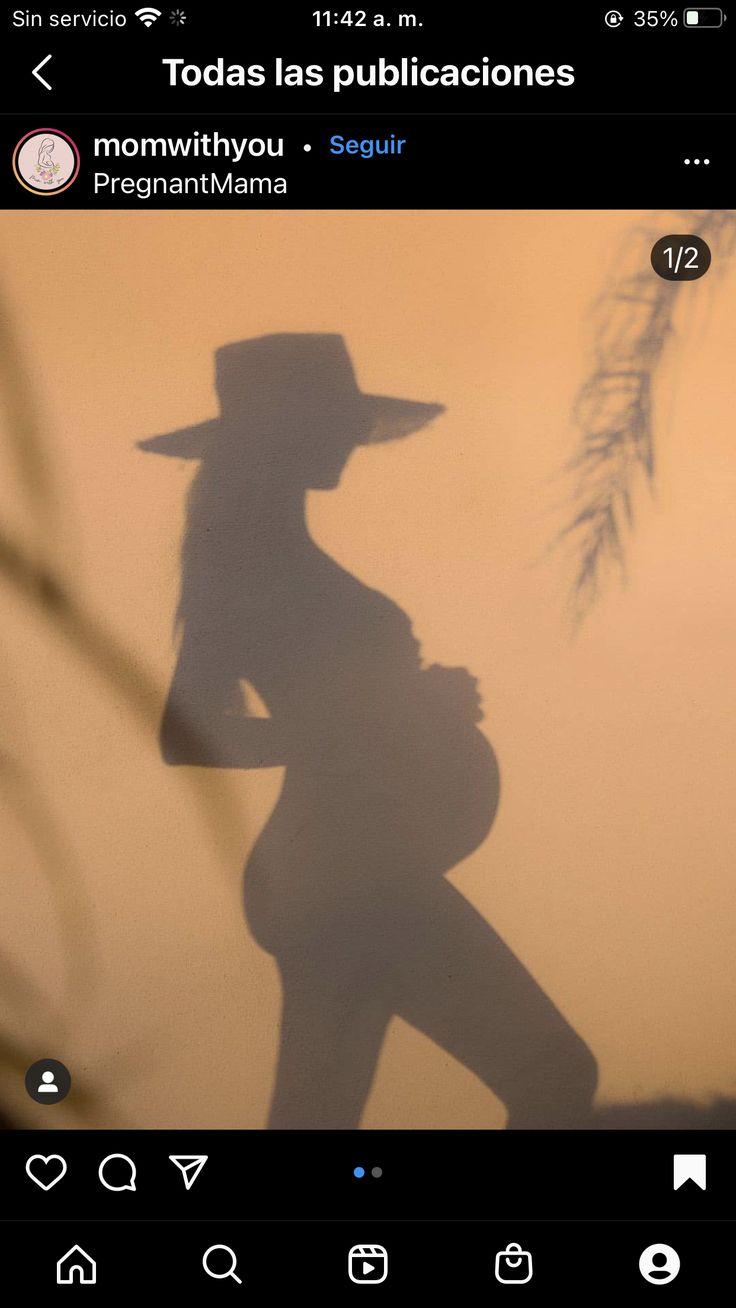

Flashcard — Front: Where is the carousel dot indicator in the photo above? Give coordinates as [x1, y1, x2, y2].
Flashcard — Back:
[354, 1166, 365, 1178]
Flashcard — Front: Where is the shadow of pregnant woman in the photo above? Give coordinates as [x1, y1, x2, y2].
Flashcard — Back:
[140, 333, 597, 1129]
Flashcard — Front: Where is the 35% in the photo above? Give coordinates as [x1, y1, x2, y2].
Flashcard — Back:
[605, 10, 679, 24]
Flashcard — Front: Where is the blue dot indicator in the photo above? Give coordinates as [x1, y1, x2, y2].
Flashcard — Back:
[353, 1166, 365, 1178]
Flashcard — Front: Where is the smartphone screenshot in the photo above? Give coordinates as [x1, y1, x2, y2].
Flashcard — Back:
[0, 1, 733, 1295]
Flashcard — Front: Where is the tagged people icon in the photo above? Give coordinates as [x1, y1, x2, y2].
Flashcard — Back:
[24, 1059, 72, 1105]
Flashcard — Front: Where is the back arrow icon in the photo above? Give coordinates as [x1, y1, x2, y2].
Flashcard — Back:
[32, 55, 53, 90]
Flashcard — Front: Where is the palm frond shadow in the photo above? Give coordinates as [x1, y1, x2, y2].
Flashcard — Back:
[0, 524, 247, 1124]
[0, 278, 246, 1126]
[1, 749, 94, 1002]
[557, 208, 736, 623]
[0, 275, 59, 535]
[0, 946, 49, 1015]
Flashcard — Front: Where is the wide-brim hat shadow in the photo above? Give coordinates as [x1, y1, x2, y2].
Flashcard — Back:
[138, 333, 444, 458]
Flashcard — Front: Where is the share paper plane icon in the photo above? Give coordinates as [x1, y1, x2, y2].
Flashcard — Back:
[169, 1154, 208, 1190]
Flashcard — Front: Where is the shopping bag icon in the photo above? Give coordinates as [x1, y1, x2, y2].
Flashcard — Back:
[495, 1241, 533, 1284]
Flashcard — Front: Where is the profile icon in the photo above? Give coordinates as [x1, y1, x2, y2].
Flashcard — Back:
[12, 128, 80, 196]
[639, 1243, 680, 1284]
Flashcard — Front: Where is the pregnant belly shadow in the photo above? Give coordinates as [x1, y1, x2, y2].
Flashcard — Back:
[144, 332, 599, 1129]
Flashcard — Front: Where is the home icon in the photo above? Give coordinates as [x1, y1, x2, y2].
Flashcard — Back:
[57, 1245, 97, 1285]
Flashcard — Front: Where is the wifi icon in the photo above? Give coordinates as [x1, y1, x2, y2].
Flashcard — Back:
[135, 6, 162, 24]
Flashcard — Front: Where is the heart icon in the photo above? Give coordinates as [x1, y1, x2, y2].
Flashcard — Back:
[25, 1154, 67, 1191]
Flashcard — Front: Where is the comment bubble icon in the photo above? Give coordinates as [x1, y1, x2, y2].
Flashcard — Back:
[98, 1153, 137, 1192]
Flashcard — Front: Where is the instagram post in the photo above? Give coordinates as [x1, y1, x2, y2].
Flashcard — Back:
[0, 2, 734, 1295]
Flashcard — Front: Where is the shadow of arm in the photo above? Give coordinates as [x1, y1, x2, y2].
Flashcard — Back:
[160, 643, 286, 769]
[161, 698, 286, 768]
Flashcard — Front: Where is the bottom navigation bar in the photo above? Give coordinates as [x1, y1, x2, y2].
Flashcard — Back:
[3, 1220, 728, 1294]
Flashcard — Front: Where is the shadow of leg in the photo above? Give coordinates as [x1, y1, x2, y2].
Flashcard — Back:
[391, 880, 598, 1128]
[268, 964, 390, 1129]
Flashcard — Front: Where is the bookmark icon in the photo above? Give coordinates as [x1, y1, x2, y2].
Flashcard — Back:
[673, 1154, 706, 1191]
[169, 1154, 208, 1190]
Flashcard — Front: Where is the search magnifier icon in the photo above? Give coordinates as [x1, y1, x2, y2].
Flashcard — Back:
[203, 1245, 243, 1285]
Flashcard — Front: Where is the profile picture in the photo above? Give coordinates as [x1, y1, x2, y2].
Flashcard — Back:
[12, 128, 80, 196]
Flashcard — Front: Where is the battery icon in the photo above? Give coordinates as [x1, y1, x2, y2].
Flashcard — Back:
[683, 7, 724, 23]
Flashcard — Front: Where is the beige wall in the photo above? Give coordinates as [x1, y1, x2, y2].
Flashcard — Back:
[1, 210, 735, 1128]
